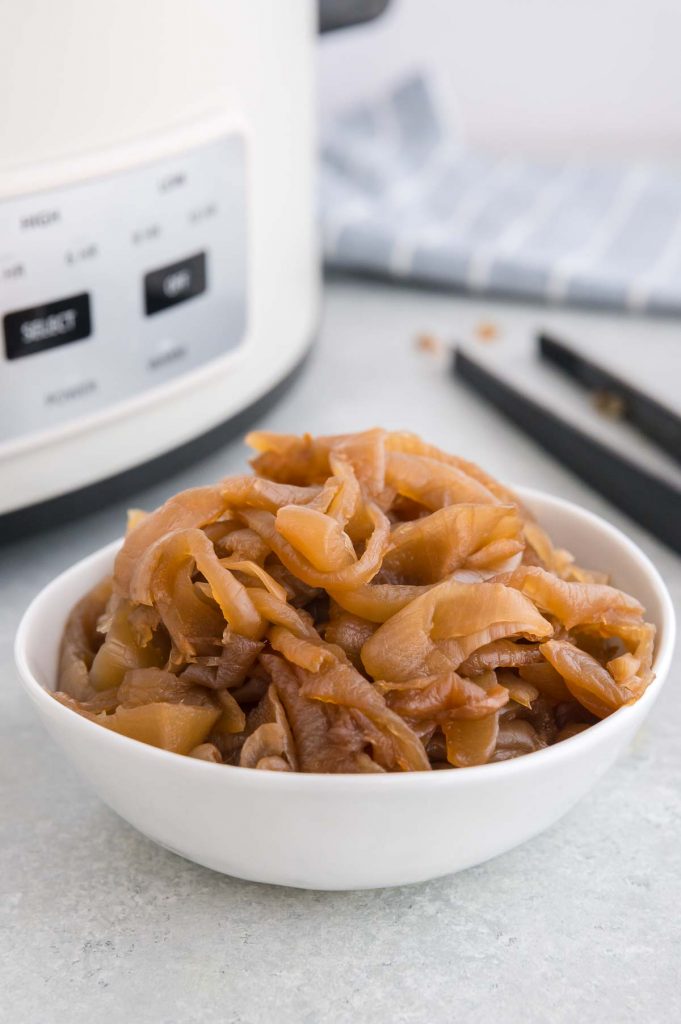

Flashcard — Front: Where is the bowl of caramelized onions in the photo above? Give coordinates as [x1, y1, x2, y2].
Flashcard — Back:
[15, 430, 675, 889]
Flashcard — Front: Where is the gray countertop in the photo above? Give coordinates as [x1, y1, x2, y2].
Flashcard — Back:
[2, 277, 680, 1024]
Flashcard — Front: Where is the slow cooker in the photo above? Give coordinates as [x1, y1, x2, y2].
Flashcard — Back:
[0, 0, 387, 538]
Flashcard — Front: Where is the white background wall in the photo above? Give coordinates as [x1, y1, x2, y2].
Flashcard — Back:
[318, 0, 681, 159]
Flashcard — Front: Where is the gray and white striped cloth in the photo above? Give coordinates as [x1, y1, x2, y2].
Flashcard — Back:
[320, 77, 681, 315]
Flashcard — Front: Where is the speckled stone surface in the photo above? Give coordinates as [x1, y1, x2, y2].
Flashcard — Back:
[2, 278, 680, 1023]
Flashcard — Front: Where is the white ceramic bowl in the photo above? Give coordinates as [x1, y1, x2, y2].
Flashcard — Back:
[15, 487, 675, 890]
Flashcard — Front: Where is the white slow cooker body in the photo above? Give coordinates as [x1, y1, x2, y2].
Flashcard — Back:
[0, 0, 319, 518]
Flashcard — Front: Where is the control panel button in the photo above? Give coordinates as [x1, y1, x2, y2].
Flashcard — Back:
[144, 252, 207, 316]
[4, 293, 92, 360]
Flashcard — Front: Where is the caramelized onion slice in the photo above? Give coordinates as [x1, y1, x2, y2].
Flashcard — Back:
[248, 589, 319, 639]
[53, 688, 121, 716]
[540, 639, 634, 719]
[518, 661, 572, 702]
[237, 682, 298, 770]
[58, 577, 113, 699]
[130, 528, 263, 640]
[247, 428, 389, 495]
[219, 559, 288, 602]
[385, 451, 498, 509]
[325, 428, 387, 495]
[102, 702, 220, 754]
[220, 476, 323, 512]
[264, 655, 384, 773]
[523, 520, 608, 583]
[607, 652, 641, 685]
[491, 719, 546, 762]
[298, 662, 431, 772]
[214, 633, 264, 689]
[466, 538, 524, 575]
[379, 671, 508, 723]
[579, 616, 656, 698]
[117, 667, 216, 709]
[382, 504, 522, 584]
[214, 527, 270, 564]
[115, 486, 226, 594]
[90, 599, 168, 691]
[326, 453, 361, 526]
[384, 431, 521, 506]
[275, 505, 356, 572]
[327, 582, 432, 623]
[240, 722, 290, 768]
[496, 671, 539, 710]
[189, 743, 222, 762]
[459, 639, 543, 675]
[268, 625, 338, 672]
[155, 560, 224, 657]
[256, 755, 293, 771]
[247, 431, 332, 484]
[444, 714, 499, 767]
[504, 566, 643, 630]
[214, 689, 247, 734]
[324, 612, 377, 669]
[362, 580, 552, 682]
[241, 502, 390, 591]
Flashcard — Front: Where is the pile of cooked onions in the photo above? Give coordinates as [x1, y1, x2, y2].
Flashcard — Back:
[55, 429, 656, 772]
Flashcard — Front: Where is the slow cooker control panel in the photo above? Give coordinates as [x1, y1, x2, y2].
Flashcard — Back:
[0, 133, 247, 443]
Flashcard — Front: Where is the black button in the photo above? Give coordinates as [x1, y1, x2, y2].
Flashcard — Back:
[144, 252, 207, 316]
[4, 293, 92, 360]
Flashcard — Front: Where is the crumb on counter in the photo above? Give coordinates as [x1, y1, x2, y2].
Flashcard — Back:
[592, 390, 626, 420]
[474, 321, 501, 343]
[414, 332, 444, 355]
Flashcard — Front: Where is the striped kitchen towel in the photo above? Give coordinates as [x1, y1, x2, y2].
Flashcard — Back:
[320, 76, 681, 315]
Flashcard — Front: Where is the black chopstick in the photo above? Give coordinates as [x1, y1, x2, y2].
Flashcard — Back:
[539, 332, 681, 465]
[453, 347, 681, 554]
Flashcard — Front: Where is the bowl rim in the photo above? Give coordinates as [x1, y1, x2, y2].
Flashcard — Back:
[14, 485, 676, 789]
